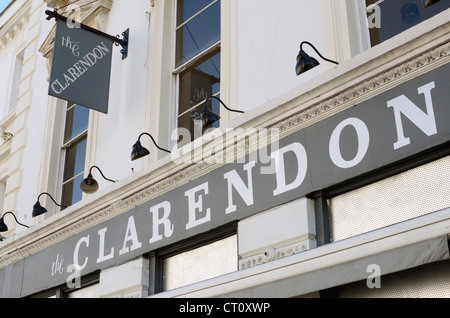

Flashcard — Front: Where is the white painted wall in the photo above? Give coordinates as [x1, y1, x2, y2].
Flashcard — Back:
[93, 0, 152, 185]
[0, 0, 53, 229]
[236, 0, 330, 111]
[0, 0, 343, 232]
[15, 5, 54, 227]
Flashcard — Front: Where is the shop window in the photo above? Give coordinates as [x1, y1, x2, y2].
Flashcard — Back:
[65, 282, 99, 298]
[162, 234, 237, 291]
[60, 103, 89, 209]
[151, 226, 237, 293]
[174, 0, 221, 144]
[30, 272, 100, 298]
[328, 155, 450, 242]
[365, 0, 450, 47]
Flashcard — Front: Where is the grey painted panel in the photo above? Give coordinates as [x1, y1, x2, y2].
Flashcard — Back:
[4, 62, 450, 297]
[48, 20, 113, 114]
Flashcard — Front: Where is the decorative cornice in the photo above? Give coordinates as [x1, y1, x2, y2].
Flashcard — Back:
[0, 2, 31, 51]
[1, 39, 449, 270]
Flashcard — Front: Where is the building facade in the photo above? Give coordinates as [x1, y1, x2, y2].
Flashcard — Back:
[0, 0, 449, 298]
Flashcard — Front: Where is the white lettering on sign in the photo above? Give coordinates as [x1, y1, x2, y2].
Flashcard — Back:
[388, 82, 437, 150]
[271, 142, 308, 196]
[329, 118, 370, 169]
[149, 201, 174, 244]
[61, 36, 80, 57]
[119, 216, 142, 256]
[50, 41, 110, 95]
[64, 80, 440, 274]
[185, 182, 211, 230]
[51, 254, 64, 276]
[224, 161, 256, 214]
[97, 227, 114, 264]
[73, 235, 89, 271]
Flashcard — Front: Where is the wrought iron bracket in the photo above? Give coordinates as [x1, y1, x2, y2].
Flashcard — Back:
[45, 10, 129, 60]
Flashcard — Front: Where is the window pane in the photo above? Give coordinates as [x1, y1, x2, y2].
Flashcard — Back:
[329, 155, 450, 241]
[67, 283, 99, 298]
[61, 173, 84, 207]
[163, 235, 237, 291]
[62, 137, 86, 208]
[178, 51, 220, 143]
[177, 0, 217, 24]
[176, 0, 220, 67]
[63, 138, 87, 182]
[64, 105, 90, 143]
[367, 0, 450, 46]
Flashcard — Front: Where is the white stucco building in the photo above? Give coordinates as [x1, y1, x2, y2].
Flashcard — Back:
[0, 0, 449, 299]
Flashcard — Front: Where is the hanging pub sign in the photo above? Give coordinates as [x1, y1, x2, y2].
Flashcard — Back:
[46, 10, 129, 114]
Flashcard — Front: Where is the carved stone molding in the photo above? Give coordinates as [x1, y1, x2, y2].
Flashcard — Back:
[239, 240, 313, 270]
[0, 4, 31, 51]
[1, 40, 449, 270]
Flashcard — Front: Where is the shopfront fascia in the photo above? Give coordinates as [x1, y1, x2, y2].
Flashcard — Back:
[1, 23, 450, 298]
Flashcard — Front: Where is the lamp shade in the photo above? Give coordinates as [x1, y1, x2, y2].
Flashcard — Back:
[201, 105, 221, 128]
[0, 212, 29, 232]
[199, 96, 244, 129]
[80, 173, 99, 194]
[0, 219, 8, 232]
[32, 201, 47, 218]
[131, 140, 150, 161]
[131, 133, 170, 161]
[296, 41, 338, 76]
[80, 166, 116, 194]
[296, 49, 320, 75]
[32, 192, 66, 218]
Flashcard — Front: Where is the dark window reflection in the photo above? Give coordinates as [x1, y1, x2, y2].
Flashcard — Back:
[62, 138, 87, 208]
[61, 103, 89, 209]
[366, 0, 450, 46]
[176, 0, 220, 67]
[178, 51, 220, 144]
[64, 105, 89, 143]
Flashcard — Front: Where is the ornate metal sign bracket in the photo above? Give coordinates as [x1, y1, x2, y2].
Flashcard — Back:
[45, 10, 129, 60]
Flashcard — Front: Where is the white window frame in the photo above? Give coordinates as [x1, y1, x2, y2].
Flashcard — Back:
[172, 0, 222, 142]
[59, 102, 89, 209]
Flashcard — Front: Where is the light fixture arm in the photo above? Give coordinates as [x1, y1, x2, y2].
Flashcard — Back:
[1, 212, 29, 229]
[89, 166, 116, 183]
[204, 96, 244, 114]
[138, 133, 171, 153]
[38, 192, 67, 209]
[300, 41, 338, 65]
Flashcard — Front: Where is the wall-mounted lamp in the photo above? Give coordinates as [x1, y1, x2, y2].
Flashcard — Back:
[32, 192, 66, 218]
[80, 166, 117, 194]
[200, 96, 244, 128]
[0, 212, 29, 232]
[423, 0, 440, 8]
[296, 41, 339, 76]
[131, 133, 171, 161]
